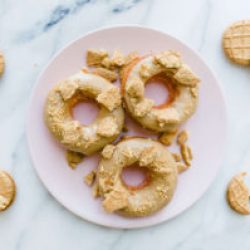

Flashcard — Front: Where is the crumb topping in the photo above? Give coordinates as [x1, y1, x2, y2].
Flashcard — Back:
[122, 146, 137, 161]
[102, 144, 116, 159]
[139, 146, 157, 166]
[61, 121, 83, 147]
[92, 67, 117, 82]
[174, 64, 200, 87]
[58, 80, 78, 101]
[134, 98, 154, 117]
[102, 186, 128, 213]
[97, 87, 122, 111]
[154, 51, 181, 71]
[156, 108, 180, 127]
[97, 117, 118, 137]
[126, 77, 144, 98]
[139, 63, 153, 79]
[111, 49, 125, 67]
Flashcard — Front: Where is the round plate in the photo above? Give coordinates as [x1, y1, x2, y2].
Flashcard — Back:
[26, 26, 227, 229]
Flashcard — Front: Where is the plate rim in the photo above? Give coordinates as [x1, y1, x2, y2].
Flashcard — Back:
[26, 24, 228, 229]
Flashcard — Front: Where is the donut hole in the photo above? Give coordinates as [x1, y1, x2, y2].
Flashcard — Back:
[145, 74, 177, 108]
[121, 164, 150, 190]
[72, 100, 99, 125]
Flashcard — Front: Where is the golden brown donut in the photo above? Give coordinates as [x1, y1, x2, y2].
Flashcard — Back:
[97, 138, 178, 217]
[44, 71, 124, 155]
[121, 51, 200, 132]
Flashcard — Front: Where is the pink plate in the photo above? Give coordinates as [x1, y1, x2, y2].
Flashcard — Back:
[26, 26, 227, 229]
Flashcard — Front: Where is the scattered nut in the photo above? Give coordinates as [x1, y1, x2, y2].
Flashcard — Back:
[159, 130, 178, 146]
[187, 146, 193, 160]
[177, 130, 189, 145]
[180, 144, 191, 166]
[172, 153, 182, 162]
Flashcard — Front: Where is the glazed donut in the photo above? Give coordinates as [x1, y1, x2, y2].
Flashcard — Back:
[45, 71, 124, 155]
[121, 51, 200, 132]
[97, 138, 178, 217]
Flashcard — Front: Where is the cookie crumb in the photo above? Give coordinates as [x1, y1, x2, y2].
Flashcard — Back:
[102, 187, 128, 213]
[84, 170, 96, 186]
[92, 183, 100, 198]
[92, 67, 117, 82]
[174, 64, 200, 87]
[97, 87, 122, 111]
[134, 98, 154, 117]
[139, 146, 157, 166]
[97, 117, 118, 137]
[102, 144, 116, 159]
[86, 49, 108, 66]
[139, 63, 152, 79]
[156, 108, 179, 127]
[177, 162, 189, 173]
[154, 51, 181, 71]
[126, 77, 144, 98]
[66, 150, 84, 169]
[111, 49, 125, 67]
[101, 57, 114, 70]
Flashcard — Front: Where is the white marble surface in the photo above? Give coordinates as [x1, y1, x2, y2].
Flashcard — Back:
[1, 0, 250, 249]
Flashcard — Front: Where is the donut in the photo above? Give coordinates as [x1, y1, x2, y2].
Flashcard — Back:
[97, 137, 178, 217]
[121, 51, 200, 132]
[44, 71, 125, 155]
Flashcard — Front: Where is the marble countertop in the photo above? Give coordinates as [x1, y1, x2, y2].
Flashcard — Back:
[1, 0, 250, 249]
